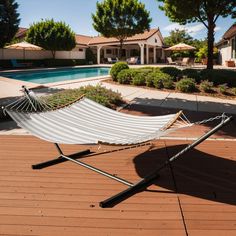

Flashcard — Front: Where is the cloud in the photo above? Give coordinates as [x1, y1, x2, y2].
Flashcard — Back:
[214, 26, 221, 32]
[164, 23, 206, 36]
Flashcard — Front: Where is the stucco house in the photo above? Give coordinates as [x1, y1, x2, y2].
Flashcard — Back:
[76, 28, 165, 64]
[216, 23, 236, 67]
[12, 27, 166, 64]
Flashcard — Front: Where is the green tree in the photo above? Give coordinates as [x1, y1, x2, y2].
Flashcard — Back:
[92, 0, 151, 59]
[164, 29, 193, 46]
[26, 19, 76, 58]
[157, 0, 236, 69]
[0, 0, 20, 48]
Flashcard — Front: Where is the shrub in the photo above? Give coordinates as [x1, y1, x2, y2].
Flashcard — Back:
[200, 69, 236, 87]
[181, 69, 201, 83]
[117, 69, 137, 84]
[231, 87, 236, 96]
[147, 71, 173, 89]
[176, 78, 196, 93]
[160, 67, 181, 80]
[162, 77, 175, 89]
[218, 84, 228, 94]
[132, 72, 146, 86]
[153, 77, 164, 89]
[145, 72, 155, 87]
[44, 85, 123, 109]
[110, 62, 129, 81]
[200, 80, 214, 93]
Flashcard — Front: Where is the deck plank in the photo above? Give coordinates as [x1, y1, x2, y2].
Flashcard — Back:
[0, 135, 235, 235]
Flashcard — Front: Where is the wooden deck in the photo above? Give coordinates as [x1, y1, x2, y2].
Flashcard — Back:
[0, 135, 235, 236]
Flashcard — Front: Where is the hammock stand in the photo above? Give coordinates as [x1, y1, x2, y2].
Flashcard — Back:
[3, 86, 233, 208]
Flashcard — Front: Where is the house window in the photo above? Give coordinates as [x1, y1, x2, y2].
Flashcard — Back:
[79, 48, 84, 52]
[106, 49, 112, 54]
[155, 38, 158, 43]
[232, 37, 236, 59]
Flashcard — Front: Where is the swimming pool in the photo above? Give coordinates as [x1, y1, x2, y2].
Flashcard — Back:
[0, 67, 110, 84]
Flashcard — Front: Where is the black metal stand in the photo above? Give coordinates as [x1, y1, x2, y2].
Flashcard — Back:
[32, 148, 91, 169]
[32, 143, 133, 187]
[31, 116, 233, 208]
[100, 115, 233, 208]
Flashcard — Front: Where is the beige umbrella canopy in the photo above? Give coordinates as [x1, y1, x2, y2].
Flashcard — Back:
[165, 43, 196, 51]
[5, 41, 43, 59]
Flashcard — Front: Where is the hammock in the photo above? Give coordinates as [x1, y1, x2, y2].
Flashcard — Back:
[5, 97, 191, 145]
[3, 86, 233, 208]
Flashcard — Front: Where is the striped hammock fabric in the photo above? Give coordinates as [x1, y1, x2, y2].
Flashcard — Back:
[5, 97, 191, 145]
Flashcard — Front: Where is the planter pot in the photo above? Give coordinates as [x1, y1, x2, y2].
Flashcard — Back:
[225, 60, 235, 67]
[202, 58, 207, 65]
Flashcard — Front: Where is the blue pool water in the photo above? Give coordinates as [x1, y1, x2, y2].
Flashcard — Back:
[0, 67, 110, 84]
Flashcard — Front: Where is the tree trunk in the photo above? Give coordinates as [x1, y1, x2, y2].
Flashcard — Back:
[119, 39, 124, 60]
[207, 18, 215, 70]
[51, 50, 56, 59]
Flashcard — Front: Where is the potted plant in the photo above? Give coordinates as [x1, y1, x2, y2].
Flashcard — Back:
[225, 60, 235, 67]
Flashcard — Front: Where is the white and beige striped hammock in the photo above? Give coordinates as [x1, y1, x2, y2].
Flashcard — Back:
[4, 89, 191, 145]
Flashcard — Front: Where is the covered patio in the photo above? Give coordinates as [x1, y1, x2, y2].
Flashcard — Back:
[83, 28, 166, 64]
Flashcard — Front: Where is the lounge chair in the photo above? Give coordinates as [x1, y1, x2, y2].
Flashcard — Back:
[3, 86, 232, 208]
[11, 59, 32, 68]
[167, 57, 176, 65]
[107, 57, 117, 64]
[180, 57, 190, 66]
[127, 57, 138, 64]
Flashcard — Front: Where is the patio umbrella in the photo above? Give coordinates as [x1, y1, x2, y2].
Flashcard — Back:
[165, 43, 196, 51]
[5, 41, 43, 59]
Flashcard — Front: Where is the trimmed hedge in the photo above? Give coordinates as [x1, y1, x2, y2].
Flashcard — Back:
[146, 72, 174, 89]
[132, 72, 147, 86]
[110, 62, 129, 81]
[44, 59, 86, 67]
[0, 59, 87, 68]
[117, 69, 137, 84]
[181, 69, 201, 83]
[200, 69, 236, 87]
[176, 78, 196, 93]
[160, 67, 181, 80]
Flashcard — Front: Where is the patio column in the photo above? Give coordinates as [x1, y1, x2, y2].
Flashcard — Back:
[139, 43, 144, 65]
[97, 46, 102, 64]
[161, 48, 165, 61]
[146, 45, 149, 64]
[153, 46, 157, 64]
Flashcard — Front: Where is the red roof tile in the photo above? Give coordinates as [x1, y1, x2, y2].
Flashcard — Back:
[15, 27, 28, 38]
[87, 28, 160, 45]
[75, 34, 93, 46]
[223, 23, 236, 39]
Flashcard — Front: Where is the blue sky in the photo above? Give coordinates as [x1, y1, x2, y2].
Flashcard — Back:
[17, 0, 235, 42]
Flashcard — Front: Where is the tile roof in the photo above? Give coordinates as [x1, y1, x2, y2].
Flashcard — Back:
[75, 34, 93, 46]
[15, 27, 28, 38]
[87, 28, 160, 45]
[223, 23, 236, 39]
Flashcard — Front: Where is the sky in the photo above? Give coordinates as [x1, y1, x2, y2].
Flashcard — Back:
[17, 0, 235, 42]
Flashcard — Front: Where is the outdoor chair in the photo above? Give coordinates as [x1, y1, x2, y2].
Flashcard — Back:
[166, 57, 176, 65]
[180, 57, 190, 66]
[3, 86, 232, 208]
[127, 57, 138, 64]
[11, 59, 32, 68]
[107, 57, 117, 64]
